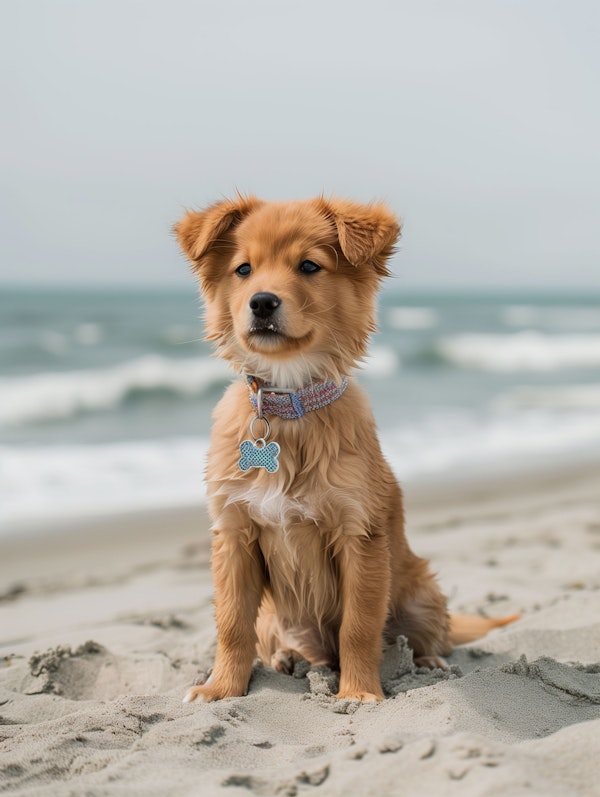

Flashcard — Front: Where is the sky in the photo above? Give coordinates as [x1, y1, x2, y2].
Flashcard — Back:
[1, 0, 599, 290]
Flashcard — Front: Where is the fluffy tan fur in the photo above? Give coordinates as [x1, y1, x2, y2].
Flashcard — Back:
[175, 196, 517, 703]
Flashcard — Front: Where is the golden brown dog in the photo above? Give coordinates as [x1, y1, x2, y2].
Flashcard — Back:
[175, 196, 517, 703]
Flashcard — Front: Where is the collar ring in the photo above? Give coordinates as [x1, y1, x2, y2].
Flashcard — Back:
[250, 415, 271, 442]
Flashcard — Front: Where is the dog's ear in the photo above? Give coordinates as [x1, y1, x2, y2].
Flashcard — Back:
[174, 195, 263, 262]
[319, 198, 401, 274]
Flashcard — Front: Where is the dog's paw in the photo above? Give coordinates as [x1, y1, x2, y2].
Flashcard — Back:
[336, 690, 384, 703]
[271, 648, 299, 675]
[182, 682, 246, 704]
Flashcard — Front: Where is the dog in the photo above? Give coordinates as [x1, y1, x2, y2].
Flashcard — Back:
[175, 195, 517, 703]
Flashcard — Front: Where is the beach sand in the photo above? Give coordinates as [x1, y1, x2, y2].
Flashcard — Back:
[1, 461, 600, 796]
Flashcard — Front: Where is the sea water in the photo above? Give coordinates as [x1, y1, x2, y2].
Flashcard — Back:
[1, 285, 600, 533]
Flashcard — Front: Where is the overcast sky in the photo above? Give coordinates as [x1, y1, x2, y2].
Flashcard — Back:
[1, 0, 599, 290]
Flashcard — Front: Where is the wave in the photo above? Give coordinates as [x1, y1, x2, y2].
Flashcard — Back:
[435, 332, 600, 372]
[381, 407, 600, 480]
[386, 306, 438, 331]
[363, 345, 400, 377]
[502, 305, 600, 331]
[0, 346, 407, 429]
[0, 436, 209, 532]
[0, 355, 230, 428]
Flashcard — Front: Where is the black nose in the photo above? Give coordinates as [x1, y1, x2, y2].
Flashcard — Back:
[249, 292, 281, 319]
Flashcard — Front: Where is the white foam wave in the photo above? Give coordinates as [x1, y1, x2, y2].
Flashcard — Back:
[35, 324, 103, 356]
[0, 355, 230, 428]
[382, 408, 600, 480]
[0, 436, 209, 533]
[502, 305, 600, 331]
[363, 345, 400, 377]
[74, 323, 103, 345]
[436, 332, 600, 372]
[387, 306, 438, 330]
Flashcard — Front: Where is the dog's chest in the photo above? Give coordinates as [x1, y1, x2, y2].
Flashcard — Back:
[225, 479, 321, 529]
[230, 479, 340, 620]
[224, 479, 335, 609]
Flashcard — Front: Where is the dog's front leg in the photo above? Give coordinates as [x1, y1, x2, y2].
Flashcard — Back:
[184, 528, 264, 703]
[336, 534, 391, 702]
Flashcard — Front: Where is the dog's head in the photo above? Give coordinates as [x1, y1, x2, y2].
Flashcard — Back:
[175, 196, 401, 386]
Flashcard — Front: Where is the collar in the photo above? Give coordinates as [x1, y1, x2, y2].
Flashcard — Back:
[246, 376, 348, 419]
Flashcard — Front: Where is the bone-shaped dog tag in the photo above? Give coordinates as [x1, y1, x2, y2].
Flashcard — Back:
[238, 439, 280, 473]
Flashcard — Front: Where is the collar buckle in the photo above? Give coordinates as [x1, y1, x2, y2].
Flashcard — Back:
[253, 383, 296, 419]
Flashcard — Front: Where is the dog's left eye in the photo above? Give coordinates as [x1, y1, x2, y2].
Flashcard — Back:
[299, 260, 321, 274]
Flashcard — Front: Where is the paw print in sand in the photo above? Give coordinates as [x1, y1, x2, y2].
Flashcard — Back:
[238, 439, 280, 473]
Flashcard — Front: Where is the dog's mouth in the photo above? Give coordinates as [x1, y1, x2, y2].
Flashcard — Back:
[246, 320, 289, 350]
[247, 320, 288, 347]
[245, 320, 313, 352]
[249, 320, 282, 337]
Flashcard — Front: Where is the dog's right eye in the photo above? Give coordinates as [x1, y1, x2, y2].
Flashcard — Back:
[235, 263, 252, 277]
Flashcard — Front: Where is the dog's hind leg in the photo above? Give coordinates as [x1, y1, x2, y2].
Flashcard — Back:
[386, 556, 452, 668]
[387, 563, 519, 667]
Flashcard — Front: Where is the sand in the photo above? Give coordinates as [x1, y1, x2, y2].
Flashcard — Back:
[1, 461, 600, 796]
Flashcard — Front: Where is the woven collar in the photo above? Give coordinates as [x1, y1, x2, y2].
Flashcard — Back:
[247, 376, 348, 419]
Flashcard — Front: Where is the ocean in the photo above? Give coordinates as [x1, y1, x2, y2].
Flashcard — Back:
[2, 285, 600, 534]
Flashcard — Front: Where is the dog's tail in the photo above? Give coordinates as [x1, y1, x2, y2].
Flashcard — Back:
[448, 612, 521, 646]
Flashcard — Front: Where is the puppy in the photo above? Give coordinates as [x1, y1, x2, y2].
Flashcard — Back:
[175, 196, 517, 703]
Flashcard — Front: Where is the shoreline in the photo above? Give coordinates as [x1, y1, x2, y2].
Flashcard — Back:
[3, 451, 599, 578]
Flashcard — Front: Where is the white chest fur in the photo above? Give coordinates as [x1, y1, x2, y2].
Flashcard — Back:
[223, 480, 322, 530]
